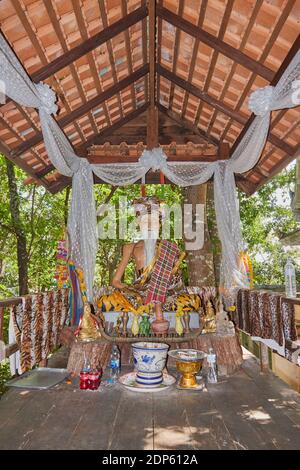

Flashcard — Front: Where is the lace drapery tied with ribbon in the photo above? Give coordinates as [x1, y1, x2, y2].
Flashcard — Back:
[1, 30, 299, 298]
[248, 86, 274, 116]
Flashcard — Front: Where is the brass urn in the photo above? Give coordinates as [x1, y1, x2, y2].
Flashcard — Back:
[168, 349, 206, 389]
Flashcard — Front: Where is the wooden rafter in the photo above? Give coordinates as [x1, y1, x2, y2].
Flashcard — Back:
[222, 0, 297, 146]
[156, 0, 163, 102]
[0, 139, 51, 191]
[98, 0, 124, 118]
[88, 153, 223, 164]
[28, 5, 148, 83]
[194, 0, 234, 128]
[71, 0, 111, 127]
[168, 0, 184, 109]
[156, 5, 275, 82]
[157, 64, 295, 157]
[2, 2, 85, 146]
[77, 103, 150, 154]
[230, 30, 300, 159]
[0, 0, 298, 195]
[44, 0, 96, 138]
[11, 65, 149, 158]
[147, 0, 158, 149]
[35, 104, 150, 179]
[121, 0, 136, 110]
[247, 143, 300, 195]
[205, 0, 263, 137]
[181, 0, 208, 118]
[5, 2, 85, 142]
[157, 103, 219, 147]
[141, 0, 149, 101]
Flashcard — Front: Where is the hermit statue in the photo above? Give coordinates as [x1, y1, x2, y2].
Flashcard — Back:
[97, 196, 213, 334]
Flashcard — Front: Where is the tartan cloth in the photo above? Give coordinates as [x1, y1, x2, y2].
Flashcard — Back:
[145, 240, 180, 304]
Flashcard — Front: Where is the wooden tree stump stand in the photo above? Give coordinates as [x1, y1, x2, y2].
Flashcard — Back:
[61, 324, 243, 376]
[168, 333, 243, 376]
[67, 339, 112, 376]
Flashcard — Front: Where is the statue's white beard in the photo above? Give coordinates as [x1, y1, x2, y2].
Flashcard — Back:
[144, 236, 157, 266]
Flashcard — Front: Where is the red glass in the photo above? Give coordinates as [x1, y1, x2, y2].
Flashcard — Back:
[88, 370, 101, 390]
[79, 371, 89, 390]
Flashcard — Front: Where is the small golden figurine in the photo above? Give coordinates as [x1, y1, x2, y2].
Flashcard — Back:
[202, 300, 216, 333]
[77, 302, 102, 342]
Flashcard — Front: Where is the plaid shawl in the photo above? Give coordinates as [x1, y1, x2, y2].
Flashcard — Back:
[145, 240, 180, 304]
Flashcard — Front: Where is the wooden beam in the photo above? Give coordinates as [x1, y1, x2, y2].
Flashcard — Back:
[168, 0, 185, 109]
[147, 0, 158, 149]
[156, 5, 275, 82]
[230, 33, 300, 157]
[157, 64, 246, 123]
[147, 106, 159, 149]
[29, 5, 148, 83]
[98, 0, 124, 118]
[157, 103, 219, 147]
[247, 143, 300, 195]
[88, 153, 224, 164]
[194, 0, 234, 130]
[181, 0, 208, 118]
[148, 0, 156, 109]
[11, 65, 149, 158]
[77, 102, 150, 154]
[71, 0, 111, 128]
[218, 142, 230, 159]
[141, 0, 149, 101]
[235, 175, 258, 195]
[49, 175, 72, 194]
[157, 64, 295, 157]
[94, 171, 174, 185]
[34, 104, 150, 179]
[121, 0, 136, 109]
[205, 0, 263, 137]
[45, 0, 96, 140]
[0, 140, 50, 190]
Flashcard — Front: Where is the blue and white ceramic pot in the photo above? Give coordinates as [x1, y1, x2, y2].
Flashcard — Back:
[132, 342, 169, 387]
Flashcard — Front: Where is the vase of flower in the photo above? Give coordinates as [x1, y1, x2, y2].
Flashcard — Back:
[131, 314, 139, 336]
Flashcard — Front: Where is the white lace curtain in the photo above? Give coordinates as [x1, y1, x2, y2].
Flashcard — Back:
[1, 32, 299, 300]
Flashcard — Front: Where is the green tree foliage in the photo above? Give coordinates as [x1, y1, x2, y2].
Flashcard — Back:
[0, 155, 298, 295]
[239, 164, 299, 285]
[0, 156, 67, 298]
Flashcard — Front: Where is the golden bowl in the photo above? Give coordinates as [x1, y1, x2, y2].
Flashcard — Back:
[168, 349, 206, 388]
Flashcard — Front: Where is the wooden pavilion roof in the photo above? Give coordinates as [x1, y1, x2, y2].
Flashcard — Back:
[0, 0, 299, 194]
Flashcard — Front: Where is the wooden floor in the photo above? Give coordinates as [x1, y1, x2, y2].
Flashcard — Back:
[0, 350, 300, 450]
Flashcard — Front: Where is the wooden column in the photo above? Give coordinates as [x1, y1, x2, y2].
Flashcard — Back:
[147, 0, 158, 150]
[147, 106, 158, 149]
[260, 343, 269, 373]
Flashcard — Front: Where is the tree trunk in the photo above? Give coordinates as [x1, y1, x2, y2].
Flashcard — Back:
[184, 184, 215, 287]
[64, 186, 70, 226]
[5, 160, 29, 295]
[206, 182, 222, 286]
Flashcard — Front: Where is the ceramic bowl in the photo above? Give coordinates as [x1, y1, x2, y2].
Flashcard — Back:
[132, 342, 169, 387]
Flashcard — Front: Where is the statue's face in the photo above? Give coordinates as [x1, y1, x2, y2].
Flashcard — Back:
[137, 210, 160, 239]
